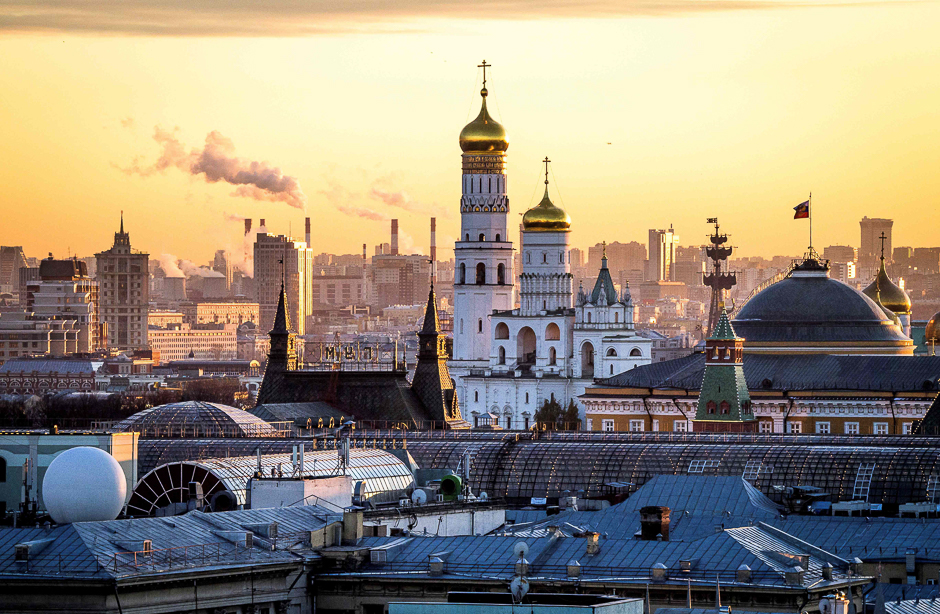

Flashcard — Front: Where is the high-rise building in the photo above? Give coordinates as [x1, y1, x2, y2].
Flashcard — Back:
[254, 232, 312, 335]
[212, 249, 232, 293]
[823, 245, 858, 264]
[859, 217, 892, 269]
[27, 257, 100, 352]
[96, 214, 150, 349]
[0, 246, 27, 296]
[648, 226, 679, 282]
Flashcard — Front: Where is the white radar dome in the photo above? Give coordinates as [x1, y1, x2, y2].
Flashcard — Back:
[42, 447, 127, 524]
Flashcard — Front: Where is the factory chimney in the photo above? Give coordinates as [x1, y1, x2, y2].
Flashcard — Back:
[391, 219, 399, 256]
[430, 217, 437, 284]
[260, 218, 266, 229]
[362, 243, 367, 262]
[244, 219, 252, 235]
[305, 217, 311, 248]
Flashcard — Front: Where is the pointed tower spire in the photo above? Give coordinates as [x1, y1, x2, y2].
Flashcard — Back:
[272, 282, 291, 334]
[120, 210, 124, 234]
[421, 284, 441, 335]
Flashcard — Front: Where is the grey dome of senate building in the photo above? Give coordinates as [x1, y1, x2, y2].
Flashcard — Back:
[110, 401, 281, 438]
[732, 259, 913, 355]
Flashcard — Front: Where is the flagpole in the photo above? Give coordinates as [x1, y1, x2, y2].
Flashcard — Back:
[809, 192, 813, 255]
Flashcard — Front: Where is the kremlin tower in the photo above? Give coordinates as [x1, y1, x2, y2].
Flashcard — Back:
[449, 62, 516, 391]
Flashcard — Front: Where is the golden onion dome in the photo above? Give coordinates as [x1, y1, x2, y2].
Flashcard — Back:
[522, 186, 571, 232]
[863, 259, 912, 315]
[926, 311, 940, 344]
[459, 88, 509, 153]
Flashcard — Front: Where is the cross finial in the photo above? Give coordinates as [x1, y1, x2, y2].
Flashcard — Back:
[543, 156, 551, 186]
[879, 231, 887, 260]
[602, 240, 607, 259]
[478, 60, 490, 88]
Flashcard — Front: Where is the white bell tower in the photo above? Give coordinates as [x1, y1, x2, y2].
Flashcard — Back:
[451, 61, 515, 378]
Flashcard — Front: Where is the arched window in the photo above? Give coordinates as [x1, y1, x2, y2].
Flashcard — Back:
[495, 322, 510, 339]
[545, 323, 560, 340]
[610, 364, 614, 374]
[478, 318, 483, 333]
[495, 234, 501, 242]
[459, 263, 466, 285]
[720, 401, 730, 414]
[706, 401, 716, 414]
[542, 253, 547, 263]
[498, 346, 506, 365]
[476, 263, 486, 285]
[465, 234, 470, 241]
[526, 253, 531, 264]
[517, 327, 537, 365]
[525, 392, 529, 403]
[606, 348, 617, 357]
[479, 233, 486, 242]
[614, 313, 619, 323]
[560, 253, 564, 263]
[497, 263, 505, 285]
[549, 346, 557, 365]
[581, 341, 595, 375]
[587, 312, 592, 323]
[630, 348, 642, 357]
[474, 391, 479, 402]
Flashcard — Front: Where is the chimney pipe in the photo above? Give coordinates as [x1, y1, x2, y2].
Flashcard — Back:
[362, 244, 367, 261]
[305, 217, 311, 248]
[430, 217, 437, 284]
[260, 218, 266, 229]
[391, 219, 399, 256]
[244, 219, 252, 236]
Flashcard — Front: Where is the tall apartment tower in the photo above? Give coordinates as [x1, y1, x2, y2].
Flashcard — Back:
[27, 257, 100, 352]
[96, 214, 149, 349]
[212, 249, 232, 292]
[254, 232, 312, 336]
[449, 64, 515, 381]
[860, 217, 893, 270]
[0, 246, 27, 297]
[648, 226, 679, 281]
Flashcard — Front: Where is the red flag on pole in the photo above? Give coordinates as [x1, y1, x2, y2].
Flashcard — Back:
[793, 200, 809, 219]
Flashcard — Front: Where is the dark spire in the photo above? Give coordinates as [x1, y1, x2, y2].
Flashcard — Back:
[120, 210, 124, 235]
[421, 284, 440, 335]
[271, 283, 291, 334]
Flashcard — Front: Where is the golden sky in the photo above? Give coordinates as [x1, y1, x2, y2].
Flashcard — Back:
[1, 1, 938, 266]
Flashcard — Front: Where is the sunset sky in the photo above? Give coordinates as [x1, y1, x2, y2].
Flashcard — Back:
[1, 0, 938, 266]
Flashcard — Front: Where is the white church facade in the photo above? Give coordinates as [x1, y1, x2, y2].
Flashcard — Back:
[447, 71, 652, 429]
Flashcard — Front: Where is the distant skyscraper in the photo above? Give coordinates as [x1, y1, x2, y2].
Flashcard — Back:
[0, 246, 27, 297]
[648, 226, 679, 282]
[212, 250, 232, 292]
[823, 245, 858, 264]
[254, 232, 311, 336]
[860, 217, 892, 269]
[27, 257, 100, 352]
[96, 214, 149, 349]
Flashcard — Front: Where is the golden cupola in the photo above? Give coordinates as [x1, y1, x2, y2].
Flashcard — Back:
[522, 158, 571, 232]
[863, 257, 911, 315]
[459, 76, 508, 154]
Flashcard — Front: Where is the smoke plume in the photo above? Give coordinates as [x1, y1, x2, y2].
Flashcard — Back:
[158, 253, 185, 278]
[120, 127, 307, 209]
[370, 187, 450, 218]
[337, 204, 389, 221]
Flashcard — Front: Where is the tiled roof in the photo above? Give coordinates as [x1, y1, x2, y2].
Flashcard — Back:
[0, 359, 95, 374]
[600, 353, 940, 392]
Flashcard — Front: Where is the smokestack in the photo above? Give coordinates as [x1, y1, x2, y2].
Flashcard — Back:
[244, 219, 252, 235]
[391, 219, 399, 256]
[305, 217, 311, 248]
[430, 217, 437, 284]
[260, 218, 266, 229]
[362, 243, 367, 262]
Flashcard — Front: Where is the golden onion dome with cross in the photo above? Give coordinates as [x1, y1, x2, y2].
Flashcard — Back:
[522, 157, 571, 232]
[459, 61, 509, 154]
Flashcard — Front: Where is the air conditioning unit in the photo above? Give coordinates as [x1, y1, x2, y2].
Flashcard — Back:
[370, 549, 387, 564]
[399, 498, 411, 507]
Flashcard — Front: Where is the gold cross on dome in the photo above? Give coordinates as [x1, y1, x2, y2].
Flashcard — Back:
[478, 60, 490, 87]
[879, 232, 887, 258]
[543, 156, 551, 186]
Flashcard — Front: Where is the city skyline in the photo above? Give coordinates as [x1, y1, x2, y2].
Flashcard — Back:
[2, 1, 939, 263]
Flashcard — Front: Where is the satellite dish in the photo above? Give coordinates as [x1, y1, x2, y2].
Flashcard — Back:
[819, 598, 832, 614]
[411, 489, 428, 505]
[513, 541, 530, 559]
[510, 576, 530, 602]
[479, 491, 489, 501]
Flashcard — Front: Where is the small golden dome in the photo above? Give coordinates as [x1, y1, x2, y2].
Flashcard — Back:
[459, 88, 509, 154]
[863, 259, 911, 314]
[522, 187, 571, 232]
[926, 311, 940, 343]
